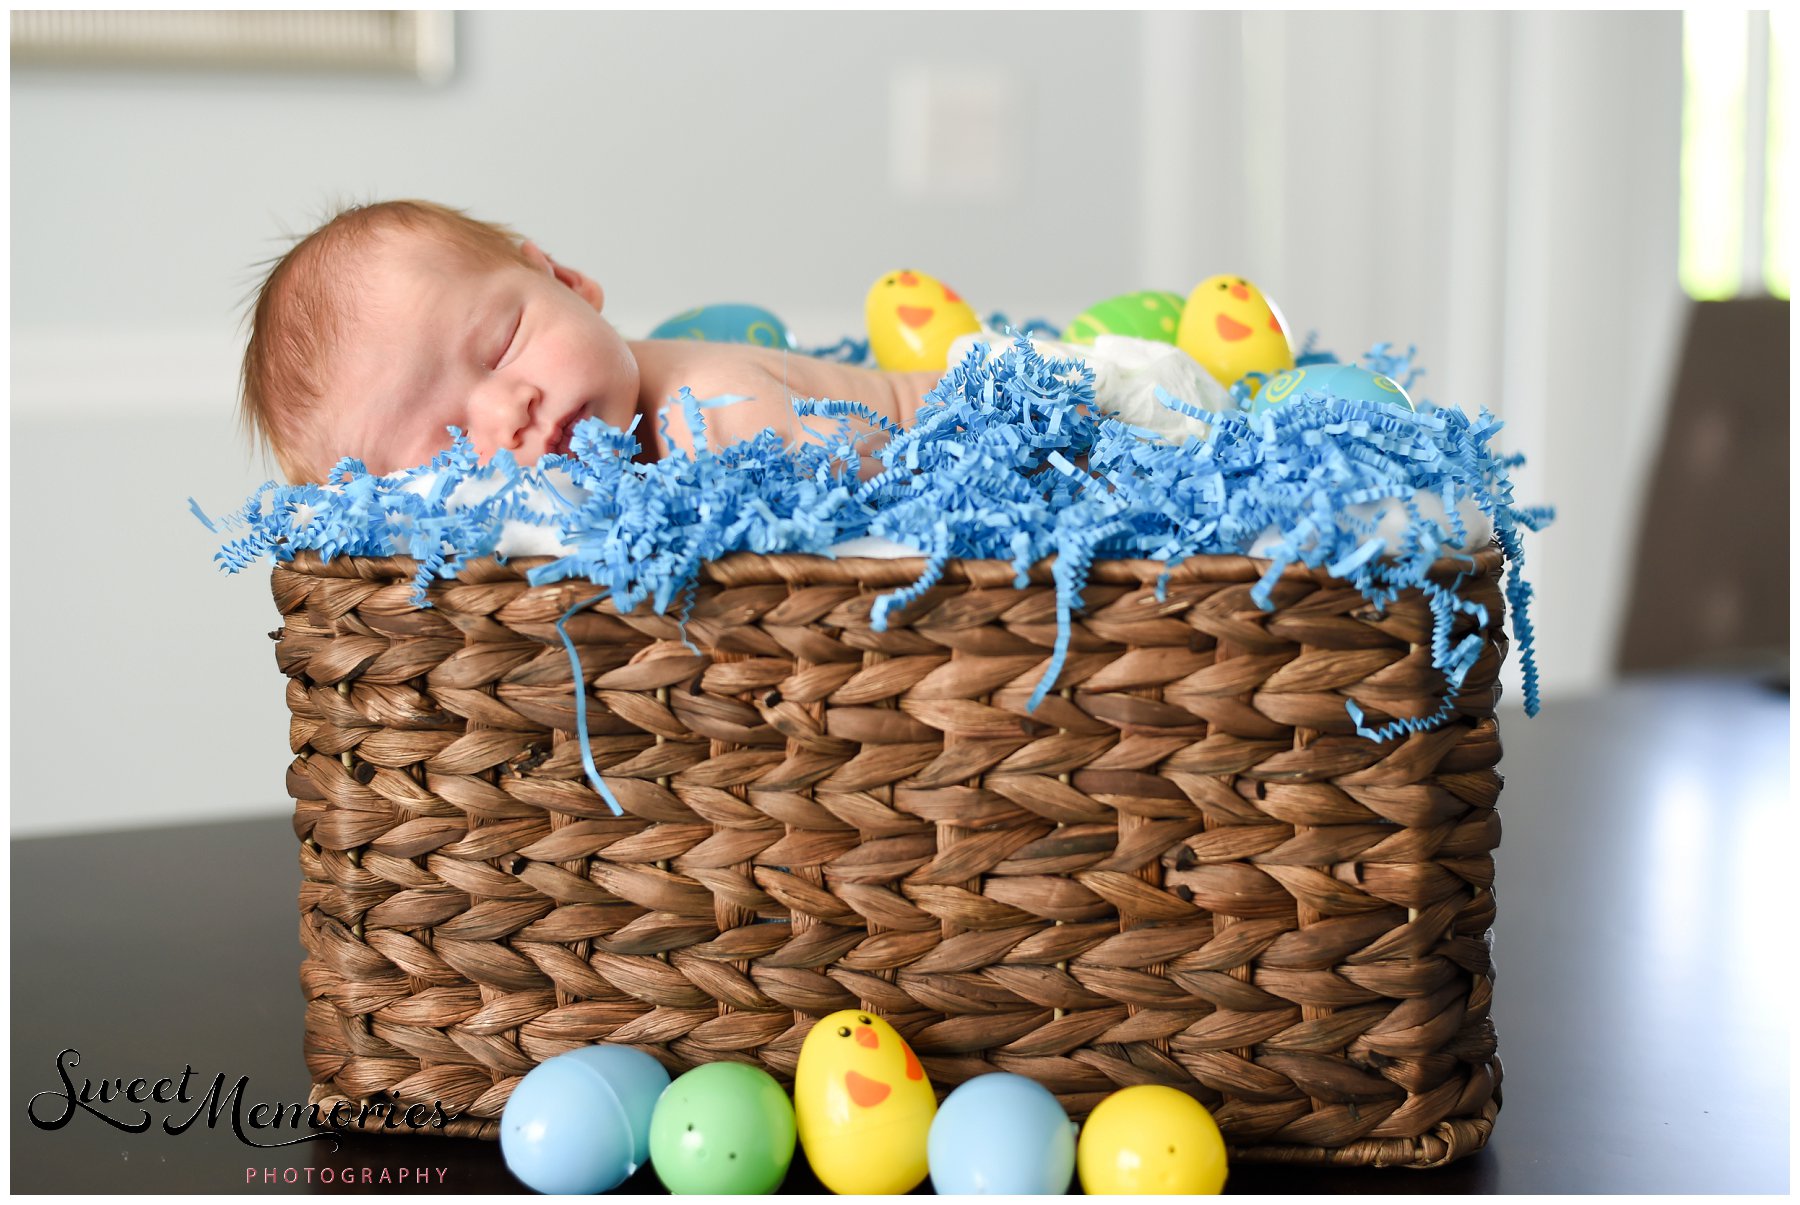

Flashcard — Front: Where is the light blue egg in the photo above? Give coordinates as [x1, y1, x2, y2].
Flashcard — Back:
[928, 1073, 1077, 1194]
[1253, 362, 1415, 416]
[499, 1044, 671, 1194]
[648, 303, 796, 348]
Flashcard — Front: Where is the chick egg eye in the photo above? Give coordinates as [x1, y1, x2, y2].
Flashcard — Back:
[836, 1026, 851, 1038]
[857, 1015, 872, 1025]
[1216, 282, 1228, 291]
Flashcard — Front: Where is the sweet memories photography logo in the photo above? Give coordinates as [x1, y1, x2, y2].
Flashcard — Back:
[26, 1048, 459, 1149]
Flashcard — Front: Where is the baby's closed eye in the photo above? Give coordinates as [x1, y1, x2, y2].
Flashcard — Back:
[491, 308, 524, 369]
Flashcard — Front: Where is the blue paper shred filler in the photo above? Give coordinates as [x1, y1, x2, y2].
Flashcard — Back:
[554, 591, 625, 815]
[206, 335, 1552, 773]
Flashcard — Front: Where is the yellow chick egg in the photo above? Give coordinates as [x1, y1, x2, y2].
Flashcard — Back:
[1175, 274, 1295, 392]
[794, 1009, 936, 1195]
[865, 269, 981, 371]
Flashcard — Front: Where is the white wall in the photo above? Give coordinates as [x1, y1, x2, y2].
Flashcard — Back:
[11, 11, 1144, 338]
[10, 11, 1684, 835]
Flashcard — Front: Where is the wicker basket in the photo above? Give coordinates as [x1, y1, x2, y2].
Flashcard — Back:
[279, 546, 1506, 1169]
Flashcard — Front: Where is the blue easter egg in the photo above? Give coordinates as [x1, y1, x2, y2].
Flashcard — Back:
[1253, 362, 1415, 416]
[648, 303, 796, 348]
[928, 1073, 1077, 1194]
[500, 1045, 671, 1194]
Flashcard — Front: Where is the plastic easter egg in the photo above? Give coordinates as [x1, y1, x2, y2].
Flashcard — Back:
[865, 269, 981, 371]
[1064, 290, 1186, 345]
[928, 1073, 1076, 1194]
[1175, 274, 1295, 391]
[794, 1009, 936, 1194]
[648, 1062, 797, 1194]
[1253, 362, 1415, 416]
[648, 303, 796, 348]
[1076, 1084, 1228, 1195]
[499, 1044, 671, 1194]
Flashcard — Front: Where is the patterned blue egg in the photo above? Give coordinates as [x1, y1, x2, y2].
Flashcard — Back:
[648, 304, 796, 348]
[1251, 362, 1415, 416]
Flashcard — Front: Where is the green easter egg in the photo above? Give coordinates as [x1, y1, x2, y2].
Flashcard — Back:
[649, 1062, 796, 1194]
[1065, 290, 1186, 345]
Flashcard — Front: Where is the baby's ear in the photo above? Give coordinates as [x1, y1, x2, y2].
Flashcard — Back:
[521, 239, 605, 311]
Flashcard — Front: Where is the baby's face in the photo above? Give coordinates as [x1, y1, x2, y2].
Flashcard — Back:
[316, 233, 640, 476]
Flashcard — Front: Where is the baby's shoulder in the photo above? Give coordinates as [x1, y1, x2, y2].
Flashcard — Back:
[636, 339, 786, 398]
[629, 341, 801, 456]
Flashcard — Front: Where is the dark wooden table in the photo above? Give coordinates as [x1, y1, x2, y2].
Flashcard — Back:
[11, 675, 1790, 1194]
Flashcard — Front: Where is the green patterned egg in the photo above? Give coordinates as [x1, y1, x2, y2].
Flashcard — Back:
[1064, 290, 1186, 345]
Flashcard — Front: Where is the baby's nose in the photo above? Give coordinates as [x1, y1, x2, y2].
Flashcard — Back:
[489, 378, 529, 416]
[475, 377, 540, 446]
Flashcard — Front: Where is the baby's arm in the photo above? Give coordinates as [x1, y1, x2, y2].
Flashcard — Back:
[630, 341, 941, 461]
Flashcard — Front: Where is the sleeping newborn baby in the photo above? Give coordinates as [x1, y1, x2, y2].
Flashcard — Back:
[240, 199, 947, 483]
[238, 199, 1486, 558]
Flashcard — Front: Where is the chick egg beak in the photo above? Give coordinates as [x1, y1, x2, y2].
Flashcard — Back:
[1230, 284, 1250, 301]
[854, 1026, 879, 1050]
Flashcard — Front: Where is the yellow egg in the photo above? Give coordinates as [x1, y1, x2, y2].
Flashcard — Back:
[1077, 1085, 1228, 1194]
[1175, 274, 1295, 392]
[865, 269, 981, 371]
[794, 1009, 936, 1194]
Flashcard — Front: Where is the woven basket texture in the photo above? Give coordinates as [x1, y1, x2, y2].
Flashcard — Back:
[278, 547, 1507, 1169]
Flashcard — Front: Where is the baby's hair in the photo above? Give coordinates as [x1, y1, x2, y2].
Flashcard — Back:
[238, 198, 533, 483]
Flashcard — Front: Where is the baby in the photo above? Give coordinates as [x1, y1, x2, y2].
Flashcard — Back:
[239, 199, 947, 484]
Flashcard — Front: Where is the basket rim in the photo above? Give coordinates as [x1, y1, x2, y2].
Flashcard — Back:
[279, 543, 1504, 590]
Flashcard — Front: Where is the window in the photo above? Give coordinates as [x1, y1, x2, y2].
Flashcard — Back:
[1680, 10, 1787, 299]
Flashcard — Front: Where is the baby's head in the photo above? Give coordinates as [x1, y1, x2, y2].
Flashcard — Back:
[241, 199, 640, 482]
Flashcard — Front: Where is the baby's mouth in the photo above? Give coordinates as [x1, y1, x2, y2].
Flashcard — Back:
[549, 405, 590, 456]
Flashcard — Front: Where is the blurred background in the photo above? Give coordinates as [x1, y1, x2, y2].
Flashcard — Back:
[11, 10, 1789, 835]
